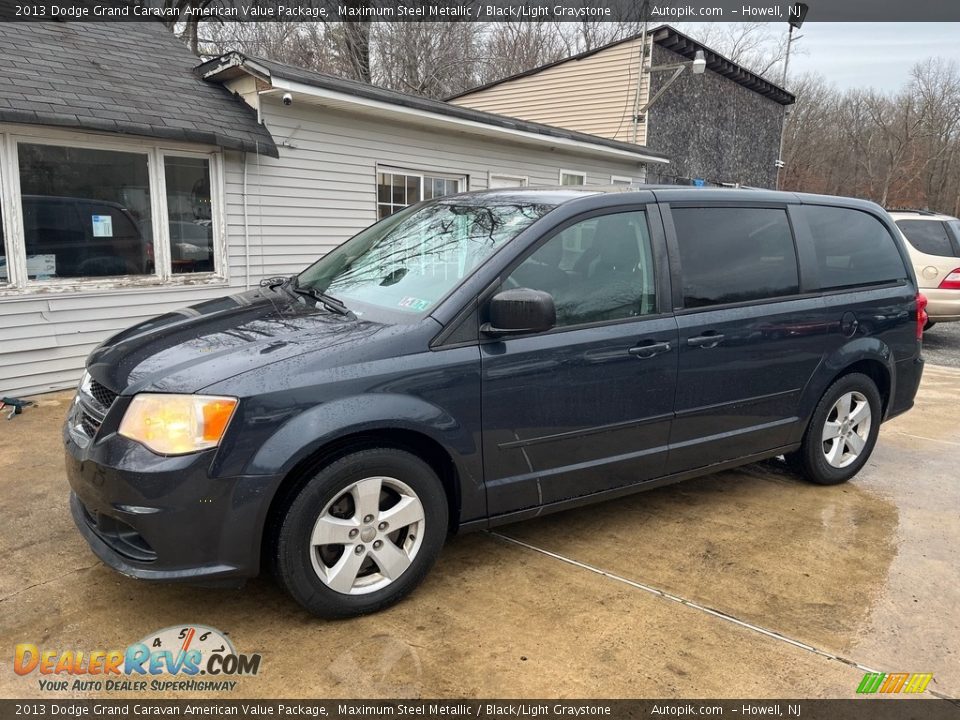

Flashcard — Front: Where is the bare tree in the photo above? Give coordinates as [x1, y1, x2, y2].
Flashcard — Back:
[342, 18, 372, 83]
[782, 59, 960, 214]
[909, 58, 960, 213]
[686, 22, 790, 80]
[373, 22, 485, 98]
[779, 73, 840, 193]
[201, 21, 371, 81]
[478, 22, 570, 85]
[560, 21, 644, 54]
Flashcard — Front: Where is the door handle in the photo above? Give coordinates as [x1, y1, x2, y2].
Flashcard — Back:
[628, 341, 672, 359]
[687, 333, 725, 349]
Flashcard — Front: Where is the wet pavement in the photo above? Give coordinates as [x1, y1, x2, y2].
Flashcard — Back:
[1, 365, 958, 700]
[923, 322, 960, 368]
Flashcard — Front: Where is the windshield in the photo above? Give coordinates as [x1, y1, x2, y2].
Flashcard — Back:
[297, 199, 555, 316]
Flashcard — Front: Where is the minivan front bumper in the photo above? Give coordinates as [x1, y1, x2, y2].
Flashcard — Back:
[64, 405, 281, 586]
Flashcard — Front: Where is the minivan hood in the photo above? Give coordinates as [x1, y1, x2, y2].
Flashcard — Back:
[87, 288, 391, 394]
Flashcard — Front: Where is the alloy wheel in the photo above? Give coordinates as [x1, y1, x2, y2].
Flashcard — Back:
[821, 391, 872, 469]
[309, 476, 425, 595]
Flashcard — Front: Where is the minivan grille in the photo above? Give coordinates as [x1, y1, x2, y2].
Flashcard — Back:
[89, 379, 118, 409]
[69, 374, 119, 447]
[79, 412, 100, 438]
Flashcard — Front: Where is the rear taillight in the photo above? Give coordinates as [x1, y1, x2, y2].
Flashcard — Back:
[938, 269, 960, 290]
[917, 293, 928, 340]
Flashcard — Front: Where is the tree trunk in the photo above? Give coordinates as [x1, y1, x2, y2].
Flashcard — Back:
[343, 18, 372, 83]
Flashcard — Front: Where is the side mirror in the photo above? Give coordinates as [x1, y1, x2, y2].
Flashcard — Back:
[481, 288, 556, 337]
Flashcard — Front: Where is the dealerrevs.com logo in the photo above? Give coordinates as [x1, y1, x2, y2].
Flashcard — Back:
[14, 625, 261, 693]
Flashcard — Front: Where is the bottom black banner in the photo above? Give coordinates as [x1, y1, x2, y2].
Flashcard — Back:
[1, 700, 959, 720]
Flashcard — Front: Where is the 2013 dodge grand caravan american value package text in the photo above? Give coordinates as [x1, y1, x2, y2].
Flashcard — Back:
[65, 187, 926, 618]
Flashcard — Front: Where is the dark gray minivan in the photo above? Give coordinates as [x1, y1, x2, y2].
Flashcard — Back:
[65, 187, 926, 617]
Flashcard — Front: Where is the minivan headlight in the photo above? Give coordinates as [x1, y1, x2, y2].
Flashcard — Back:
[118, 394, 238, 455]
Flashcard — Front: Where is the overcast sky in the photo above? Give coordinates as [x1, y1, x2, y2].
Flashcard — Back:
[786, 23, 960, 91]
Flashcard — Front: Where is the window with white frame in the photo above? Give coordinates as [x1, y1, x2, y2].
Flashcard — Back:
[0, 131, 223, 289]
[377, 169, 465, 220]
[18, 143, 154, 280]
[165, 155, 215, 274]
[611, 175, 633, 186]
[559, 169, 586, 186]
[489, 174, 528, 189]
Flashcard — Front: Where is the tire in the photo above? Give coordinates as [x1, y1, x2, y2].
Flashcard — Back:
[274, 448, 448, 618]
[924, 320, 936, 331]
[789, 373, 882, 486]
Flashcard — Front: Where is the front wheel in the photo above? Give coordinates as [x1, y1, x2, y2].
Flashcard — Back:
[274, 448, 448, 618]
[788, 373, 882, 486]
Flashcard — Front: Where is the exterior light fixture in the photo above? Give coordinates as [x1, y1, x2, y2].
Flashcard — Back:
[692, 50, 707, 75]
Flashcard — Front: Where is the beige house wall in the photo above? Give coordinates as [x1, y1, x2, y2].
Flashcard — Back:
[450, 38, 650, 146]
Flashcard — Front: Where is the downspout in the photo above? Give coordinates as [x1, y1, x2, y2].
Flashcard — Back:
[631, 8, 650, 146]
[243, 150, 250, 289]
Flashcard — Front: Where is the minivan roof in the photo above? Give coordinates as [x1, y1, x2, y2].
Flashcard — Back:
[889, 209, 958, 222]
[453, 186, 888, 215]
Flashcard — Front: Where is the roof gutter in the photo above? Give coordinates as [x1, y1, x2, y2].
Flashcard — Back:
[200, 52, 273, 83]
[261, 78, 670, 166]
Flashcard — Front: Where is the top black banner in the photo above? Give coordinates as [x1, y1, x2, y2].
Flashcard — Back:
[1, 0, 960, 22]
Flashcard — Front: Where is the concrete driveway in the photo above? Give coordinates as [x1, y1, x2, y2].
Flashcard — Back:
[1, 364, 958, 700]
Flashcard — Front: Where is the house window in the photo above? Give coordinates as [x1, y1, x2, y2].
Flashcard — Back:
[560, 170, 586, 186]
[611, 175, 633, 186]
[0, 133, 224, 291]
[18, 144, 154, 280]
[377, 169, 465, 219]
[489, 174, 528, 189]
[425, 177, 460, 200]
[166, 156, 214, 274]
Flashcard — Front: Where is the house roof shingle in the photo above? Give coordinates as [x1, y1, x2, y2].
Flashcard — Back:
[0, 22, 277, 156]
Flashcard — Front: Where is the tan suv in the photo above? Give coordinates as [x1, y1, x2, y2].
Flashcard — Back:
[890, 210, 960, 328]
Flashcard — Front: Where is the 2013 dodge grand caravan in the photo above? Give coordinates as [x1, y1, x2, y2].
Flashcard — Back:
[65, 187, 925, 618]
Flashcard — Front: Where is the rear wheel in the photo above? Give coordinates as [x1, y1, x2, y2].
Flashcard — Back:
[275, 448, 448, 618]
[924, 320, 936, 331]
[789, 373, 882, 486]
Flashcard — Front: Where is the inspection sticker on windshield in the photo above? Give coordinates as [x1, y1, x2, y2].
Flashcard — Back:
[398, 297, 431, 312]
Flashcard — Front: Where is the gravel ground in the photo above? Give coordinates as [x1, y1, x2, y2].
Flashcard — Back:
[923, 321, 960, 368]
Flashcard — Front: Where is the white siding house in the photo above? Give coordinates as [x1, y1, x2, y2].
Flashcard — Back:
[0, 29, 669, 397]
[210, 53, 670, 282]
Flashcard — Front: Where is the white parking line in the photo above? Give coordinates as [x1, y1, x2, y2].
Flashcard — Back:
[890, 431, 960, 448]
[492, 531, 877, 660]
[490, 531, 957, 699]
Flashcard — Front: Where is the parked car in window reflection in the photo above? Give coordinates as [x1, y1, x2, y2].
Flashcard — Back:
[169, 219, 214, 273]
[21, 195, 152, 279]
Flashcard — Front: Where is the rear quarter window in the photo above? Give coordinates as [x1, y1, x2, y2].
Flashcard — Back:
[896, 219, 956, 258]
[800, 206, 907, 290]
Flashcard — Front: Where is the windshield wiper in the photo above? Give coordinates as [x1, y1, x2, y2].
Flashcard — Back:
[290, 277, 355, 318]
[260, 275, 295, 291]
